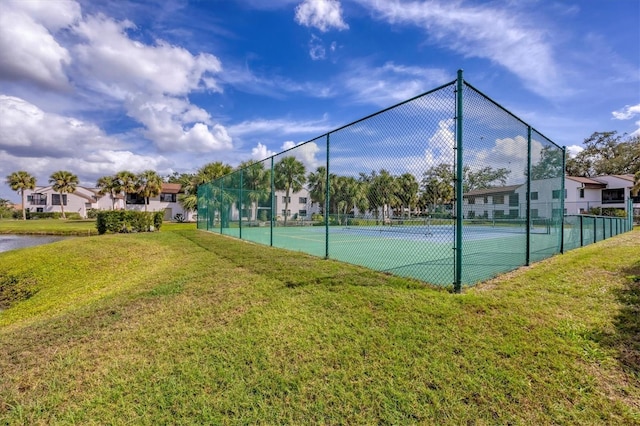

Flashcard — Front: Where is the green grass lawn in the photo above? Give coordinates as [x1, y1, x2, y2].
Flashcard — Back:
[0, 218, 98, 235]
[0, 224, 638, 424]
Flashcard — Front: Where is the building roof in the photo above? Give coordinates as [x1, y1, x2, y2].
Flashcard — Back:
[161, 183, 182, 194]
[566, 176, 607, 188]
[464, 184, 522, 197]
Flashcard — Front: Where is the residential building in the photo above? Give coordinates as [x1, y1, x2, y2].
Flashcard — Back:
[23, 183, 194, 220]
[463, 174, 638, 220]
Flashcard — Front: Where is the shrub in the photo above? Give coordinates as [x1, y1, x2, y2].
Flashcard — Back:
[96, 211, 163, 235]
[86, 209, 100, 219]
[174, 213, 185, 223]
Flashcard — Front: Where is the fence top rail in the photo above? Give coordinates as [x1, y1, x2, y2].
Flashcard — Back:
[463, 81, 563, 151]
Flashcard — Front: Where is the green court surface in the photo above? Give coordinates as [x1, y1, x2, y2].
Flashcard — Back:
[208, 224, 563, 287]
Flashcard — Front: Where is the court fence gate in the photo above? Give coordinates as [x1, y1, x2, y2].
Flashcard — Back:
[197, 71, 633, 291]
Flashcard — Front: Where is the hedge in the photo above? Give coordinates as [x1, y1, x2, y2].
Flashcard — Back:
[96, 210, 164, 235]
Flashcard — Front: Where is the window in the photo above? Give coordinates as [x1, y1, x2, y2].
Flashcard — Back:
[51, 194, 67, 206]
[160, 193, 176, 202]
[483, 196, 488, 204]
[299, 197, 307, 204]
[467, 211, 476, 219]
[282, 196, 291, 203]
[494, 210, 505, 218]
[29, 193, 46, 205]
[281, 209, 290, 217]
[126, 193, 145, 204]
[36, 208, 44, 213]
[553, 189, 567, 199]
[298, 209, 307, 217]
[493, 195, 504, 205]
[601, 188, 624, 204]
[509, 209, 518, 218]
[579, 188, 585, 199]
[509, 194, 519, 207]
[467, 197, 475, 205]
[530, 192, 538, 201]
[531, 209, 539, 218]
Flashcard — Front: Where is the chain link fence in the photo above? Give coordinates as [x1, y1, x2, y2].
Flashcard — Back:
[197, 72, 633, 290]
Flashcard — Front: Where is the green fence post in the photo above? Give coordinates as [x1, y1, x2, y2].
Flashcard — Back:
[526, 126, 532, 265]
[454, 69, 464, 293]
[325, 133, 331, 259]
[270, 156, 274, 247]
[579, 215, 584, 247]
[219, 180, 223, 234]
[560, 146, 566, 254]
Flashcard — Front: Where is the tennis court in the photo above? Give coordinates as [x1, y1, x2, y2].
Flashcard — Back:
[198, 73, 633, 289]
[213, 219, 561, 286]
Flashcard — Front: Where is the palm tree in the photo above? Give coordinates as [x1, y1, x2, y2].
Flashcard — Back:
[308, 166, 328, 215]
[96, 175, 120, 210]
[49, 170, 78, 219]
[396, 173, 419, 218]
[369, 169, 399, 223]
[116, 171, 137, 210]
[238, 160, 270, 221]
[274, 156, 306, 225]
[136, 170, 163, 212]
[179, 162, 233, 215]
[6, 171, 36, 220]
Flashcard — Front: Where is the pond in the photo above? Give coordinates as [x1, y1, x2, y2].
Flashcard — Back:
[0, 235, 69, 254]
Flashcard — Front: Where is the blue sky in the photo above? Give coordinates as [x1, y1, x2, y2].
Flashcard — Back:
[1, 0, 638, 202]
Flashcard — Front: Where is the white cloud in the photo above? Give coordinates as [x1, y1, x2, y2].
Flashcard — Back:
[0, 95, 121, 158]
[355, 0, 565, 97]
[251, 143, 276, 160]
[124, 94, 232, 152]
[566, 144, 584, 157]
[228, 116, 333, 138]
[279, 140, 321, 170]
[0, 95, 173, 190]
[295, 0, 349, 32]
[73, 14, 222, 97]
[612, 104, 640, 120]
[342, 60, 449, 106]
[309, 35, 326, 60]
[0, 0, 79, 90]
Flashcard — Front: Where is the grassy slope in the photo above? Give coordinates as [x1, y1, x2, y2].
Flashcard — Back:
[0, 224, 638, 424]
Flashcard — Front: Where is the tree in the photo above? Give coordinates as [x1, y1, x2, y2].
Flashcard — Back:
[237, 160, 270, 221]
[6, 171, 36, 220]
[274, 156, 306, 225]
[566, 131, 640, 177]
[465, 167, 510, 191]
[332, 176, 368, 223]
[308, 166, 330, 215]
[116, 171, 137, 210]
[633, 170, 640, 197]
[369, 169, 399, 222]
[420, 164, 454, 213]
[530, 145, 565, 180]
[49, 170, 79, 219]
[0, 198, 14, 219]
[136, 170, 163, 212]
[179, 162, 233, 214]
[395, 173, 419, 217]
[96, 175, 120, 210]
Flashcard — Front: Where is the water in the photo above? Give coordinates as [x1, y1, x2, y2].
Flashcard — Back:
[0, 235, 68, 254]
